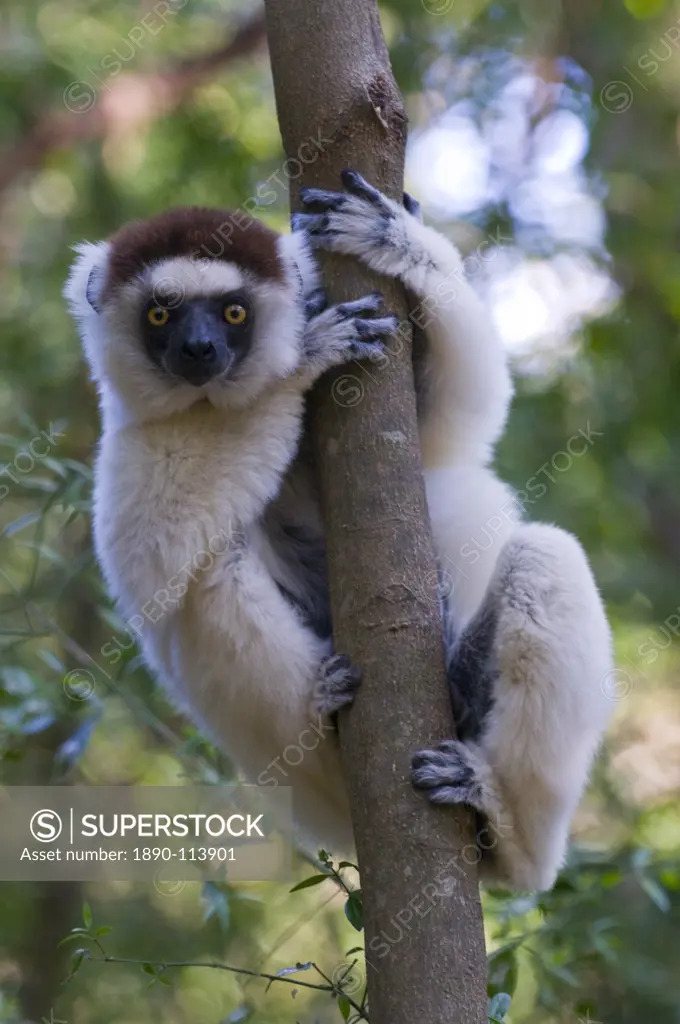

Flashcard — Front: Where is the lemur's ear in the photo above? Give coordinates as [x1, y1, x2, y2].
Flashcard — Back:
[63, 241, 110, 321]
[85, 264, 104, 314]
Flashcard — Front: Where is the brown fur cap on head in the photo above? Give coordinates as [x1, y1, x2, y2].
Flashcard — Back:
[102, 206, 284, 300]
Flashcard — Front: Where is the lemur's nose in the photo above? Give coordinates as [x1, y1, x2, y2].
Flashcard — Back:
[181, 338, 216, 362]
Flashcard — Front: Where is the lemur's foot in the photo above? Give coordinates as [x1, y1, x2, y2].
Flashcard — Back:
[302, 290, 397, 371]
[311, 654, 362, 719]
[411, 740, 484, 810]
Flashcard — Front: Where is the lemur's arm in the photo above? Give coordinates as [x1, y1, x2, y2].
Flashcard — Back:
[294, 172, 614, 891]
[292, 170, 513, 468]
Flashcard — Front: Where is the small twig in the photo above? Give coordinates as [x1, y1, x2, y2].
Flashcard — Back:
[311, 962, 368, 1020]
[82, 951, 370, 1020]
[83, 951, 367, 1015]
[82, 952, 335, 993]
[328, 862, 353, 896]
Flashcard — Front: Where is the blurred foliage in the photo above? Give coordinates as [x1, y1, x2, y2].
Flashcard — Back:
[1, 0, 680, 1021]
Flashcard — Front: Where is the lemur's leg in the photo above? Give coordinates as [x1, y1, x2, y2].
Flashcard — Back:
[294, 170, 513, 467]
[413, 522, 613, 891]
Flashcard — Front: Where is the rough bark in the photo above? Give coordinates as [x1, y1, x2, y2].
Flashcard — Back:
[264, 2, 488, 1022]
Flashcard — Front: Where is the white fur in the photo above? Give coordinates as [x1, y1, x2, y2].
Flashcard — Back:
[299, 190, 613, 888]
[280, 228, 321, 297]
[65, 197, 613, 890]
[469, 523, 612, 888]
[63, 233, 361, 857]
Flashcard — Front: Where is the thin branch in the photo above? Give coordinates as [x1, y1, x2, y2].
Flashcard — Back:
[81, 952, 369, 1018]
[82, 952, 331, 991]
[312, 961, 367, 1019]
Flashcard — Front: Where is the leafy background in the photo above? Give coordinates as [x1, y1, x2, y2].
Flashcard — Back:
[1, 0, 680, 1020]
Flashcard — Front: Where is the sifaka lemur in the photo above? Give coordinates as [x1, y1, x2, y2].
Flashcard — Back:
[65, 170, 613, 890]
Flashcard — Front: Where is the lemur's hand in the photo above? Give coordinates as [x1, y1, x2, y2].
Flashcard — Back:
[293, 171, 425, 278]
[300, 287, 396, 380]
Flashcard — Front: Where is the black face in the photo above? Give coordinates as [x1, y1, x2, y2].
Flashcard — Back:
[141, 291, 254, 387]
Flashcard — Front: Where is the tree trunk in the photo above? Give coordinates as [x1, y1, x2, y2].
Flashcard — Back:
[264, 2, 488, 1021]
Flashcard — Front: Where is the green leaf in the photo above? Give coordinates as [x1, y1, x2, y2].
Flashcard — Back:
[543, 962, 579, 987]
[203, 881, 231, 930]
[0, 433, 28, 449]
[82, 902, 92, 930]
[142, 963, 156, 975]
[337, 861, 359, 871]
[344, 891, 364, 932]
[62, 506, 81, 527]
[640, 875, 671, 912]
[38, 649, 67, 674]
[488, 992, 512, 1021]
[1, 668, 35, 696]
[61, 458, 93, 479]
[2, 748, 25, 762]
[337, 994, 351, 1020]
[58, 933, 89, 948]
[64, 949, 86, 984]
[94, 926, 112, 937]
[289, 874, 330, 892]
[225, 1008, 252, 1023]
[487, 948, 518, 998]
[660, 867, 680, 890]
[265, 962, 311, 993]
[631, 847, 652, 871]
[40, 456, 67, 479]
[3, 511, 42, 537]
[591, 934, 617, 965]
[276, 962, 312, 978]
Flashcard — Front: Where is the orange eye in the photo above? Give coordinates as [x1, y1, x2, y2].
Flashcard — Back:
[147, 306, 170, 327]
[224, 303, 247, 325]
